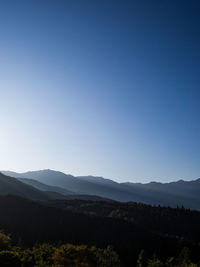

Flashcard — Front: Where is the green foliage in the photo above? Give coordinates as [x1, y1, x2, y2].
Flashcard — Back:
[165, 257, 175, 267]
[147, 256, 164, 267]
[52, 244, 120, 267]
[0, 227, 199, 267]
[20, 243, 56, 267]
[0, 229, 120, 267]
[0, 231, 11, 250]
[0, 250, 21, 267]
[137, 250, 148, 267]
[95, 245, 120, 267]
[136, 247, 199, 267]
[177, 247, 190, 266]
[52, 244, 97, 267]
[0, 195, 200, 267]
[20, 248, 35, 267]
[32, 243, 56, 266]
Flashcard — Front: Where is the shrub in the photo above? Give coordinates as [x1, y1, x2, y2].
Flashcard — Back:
[0, 250, 21, 267]
[0, 231, 11, 250]
[53, 244, 120, 267]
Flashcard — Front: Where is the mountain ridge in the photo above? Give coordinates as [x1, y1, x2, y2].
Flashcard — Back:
[2, 170, 200, 209]
[0, 172, 67, 200]
[3, 169, 199, 185]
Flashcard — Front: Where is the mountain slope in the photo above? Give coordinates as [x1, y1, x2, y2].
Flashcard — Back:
[17, 178, 113, 201]
[121, 179, 200, 209]
[2, 170, 200, 209]
[2, 170, 138, 202]
[0, 172, 67, 200]
[17, 178, 74, 196]
[1, 195, 198, 267]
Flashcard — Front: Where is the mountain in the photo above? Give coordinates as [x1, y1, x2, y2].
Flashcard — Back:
[0, 172, 67, 200]
[120, 179, 200, 209]
[2, 170, 200, 209]
[2, 170, 138, 202]
[17, 178, 74, 196]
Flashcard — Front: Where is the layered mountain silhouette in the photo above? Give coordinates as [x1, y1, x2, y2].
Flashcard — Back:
[17, 178, 74, 196]
[2, 170, 200, 209]
[0, 172, 67, 200]
[0, 171, 111, 202]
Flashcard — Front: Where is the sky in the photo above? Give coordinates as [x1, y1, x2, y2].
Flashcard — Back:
[0, 0, 200, 182]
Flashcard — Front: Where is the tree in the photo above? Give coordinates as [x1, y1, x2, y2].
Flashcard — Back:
[20, 243, 56, 267]
[32, 243, 56, 266]
[177, 247, 190, 266]
[20, 248, 36, 267]
[0, 231, 11, 250]
[0, 251, 21, 267]
[95, 245, 120, 267]
[137, 249, 148, 267]
[52, 244, 120, 267]
[165, 257, 175, 267]
[147, 255, 164, 267]
[52, 244, 97, 267]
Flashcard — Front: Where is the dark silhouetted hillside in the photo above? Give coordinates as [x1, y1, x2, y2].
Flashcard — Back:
[0, 172, 66, 200]
[0, 195, 200, 266]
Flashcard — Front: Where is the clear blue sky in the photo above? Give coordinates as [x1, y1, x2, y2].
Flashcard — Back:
[0, 0, 199, 182]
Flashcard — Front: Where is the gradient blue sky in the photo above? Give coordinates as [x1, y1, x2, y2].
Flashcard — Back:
[0, 0, 200, 182]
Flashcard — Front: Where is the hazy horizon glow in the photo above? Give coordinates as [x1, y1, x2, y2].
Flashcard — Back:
[0, 0, 200, 183]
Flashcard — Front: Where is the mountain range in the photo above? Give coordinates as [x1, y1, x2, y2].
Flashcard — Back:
[0, 172, 67, 200]
[1, 170, 200, 209]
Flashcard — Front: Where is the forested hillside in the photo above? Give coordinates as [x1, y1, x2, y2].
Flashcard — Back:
[45, 199, 200, 242]
[3, 170, 200, 209]
[0, 195, 199, 266]
[0, 173, 66, 200]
